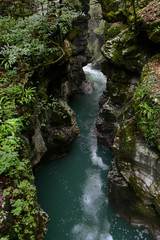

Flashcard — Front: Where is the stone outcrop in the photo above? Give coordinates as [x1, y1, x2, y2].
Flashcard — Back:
[31, 101, 80, 166]
[96, 61, 139, 149]
[96, 1, 160, 239]
[88, 0, 105, 68]
[29, 0, 91, 167]
[101, 24, 152, 72]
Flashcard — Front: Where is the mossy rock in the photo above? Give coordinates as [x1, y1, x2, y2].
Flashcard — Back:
[67, 27, 79, 40]
[104, 22, 128, 40]
[115, 117, 137, 158]
[98, 0, 125, 22]
[133, 54, 160, 150]
[63, 39, 73, 58]
[109, 81, 136, 106]
[154, 198, 160, 216]
[102, 25, 152, 72]
[93, 21, 105, 36]
[112, 104, 160, 232]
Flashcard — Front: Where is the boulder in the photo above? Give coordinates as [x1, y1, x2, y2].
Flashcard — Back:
[102, 23, 152, 72]
[139, 0, 160, 44]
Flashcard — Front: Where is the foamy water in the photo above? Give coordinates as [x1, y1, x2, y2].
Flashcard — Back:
[35, 64, 155, 240]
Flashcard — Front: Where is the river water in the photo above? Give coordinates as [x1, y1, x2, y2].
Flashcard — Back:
[35, 64, 155, 240]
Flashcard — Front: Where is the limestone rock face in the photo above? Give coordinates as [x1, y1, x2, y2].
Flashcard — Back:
[29, 1, 90, 167]
[88, 0, 105, 68]
[40, 102, 80, 163]
[30, 101, 80, 166]
[96, 59, 160, 239]
[36, 207, 50, 240]
[96, 100, 119, 148]
[108, 157, 160, 240]
[68, 12, 92, 95]
[96, 61, 139, 148]
[31, 116, 47, 166]
[109, 110, 160, 238]
[96, 1, 160, 238]
[0, 194, 12, 237]
[29, 64, 81, 166]
[101, 23, 152, 72]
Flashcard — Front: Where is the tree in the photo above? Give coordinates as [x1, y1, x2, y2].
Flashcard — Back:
[123, 0, 139, 33]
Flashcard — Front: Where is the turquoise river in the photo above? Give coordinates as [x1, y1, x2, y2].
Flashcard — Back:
[35, 64, 155, 240]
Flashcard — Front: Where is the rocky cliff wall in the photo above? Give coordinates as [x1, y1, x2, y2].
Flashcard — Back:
[96, 1, 160, 239]
[88, 0, 105, 68]
[30, 11, 91, 167]
[0, 1, 91, 239]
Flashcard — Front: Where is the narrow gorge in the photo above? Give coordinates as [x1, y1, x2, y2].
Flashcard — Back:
[36, 64, 155, 240]
[0, 0, 160, 240]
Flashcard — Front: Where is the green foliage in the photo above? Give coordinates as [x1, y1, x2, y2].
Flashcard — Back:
[100, 0, 151, 33]
[0, 15, 61, 70]
[48, 2, 82, 37]
[0, 3, 82, 70]
[120, 0, 154, 33]
[65, 0, 82, 9]
[4, 179, 38, 240]
[133, 60, 160, 149]
[35, 96, 68, 122]
[51, 98, 68, 119]
[0, 17, 38, 240]
[119, 0, 140, 33]
[104, 22, 127, 40]
[153, 26, 160, 33]
[0, 68, 38, 238]
[0, 0, 47, 18]
[0, 1, 83, 239]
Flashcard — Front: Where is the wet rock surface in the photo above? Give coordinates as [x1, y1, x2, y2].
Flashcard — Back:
[30, 1, 90, 167]
[96, 1, 160, 238]
[101, 23, 153, 72]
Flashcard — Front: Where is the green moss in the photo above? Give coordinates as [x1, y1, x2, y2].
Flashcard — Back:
[109, 82, 132, 105]
[102, 24, 151, 72]
[154, 198, 160, 215]
[115, 113, 137, 158]
[99, 0, 125, 22]
[94, 22, 105, 36]
[151, 20, 160, 29]
[90, 38, 103, 60]
[104, 22, 128, 40]
[107, 11, 116, 21]
[133, 54, 160, 149]
[128, 175, 149, 199]
[67, 27, 79, 40]
[130, 198, 158, 220]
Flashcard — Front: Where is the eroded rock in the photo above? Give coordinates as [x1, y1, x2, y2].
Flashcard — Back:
[101, 24, 152, 72]
[139, 0, 160, 44]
